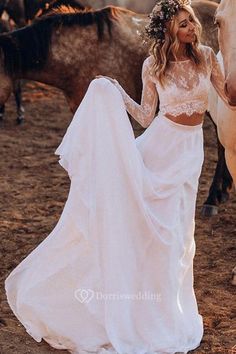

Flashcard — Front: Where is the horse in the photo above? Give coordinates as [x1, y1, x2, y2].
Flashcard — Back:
[0, 2, 232, 211]
[191, 0, 234, 217]
[0, 19, 24, 125]
[208, 0, 236, 285]
[0, 6, 150, 115]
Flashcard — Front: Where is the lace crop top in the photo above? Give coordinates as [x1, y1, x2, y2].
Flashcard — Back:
[114, 45, 236, 128]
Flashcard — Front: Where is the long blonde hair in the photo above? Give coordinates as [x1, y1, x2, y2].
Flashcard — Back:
[149, 5, 203, 87]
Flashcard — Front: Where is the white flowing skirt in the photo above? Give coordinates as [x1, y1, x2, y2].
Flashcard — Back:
[5, 78, 204, 354]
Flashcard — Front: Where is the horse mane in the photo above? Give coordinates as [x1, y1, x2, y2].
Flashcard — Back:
[42, 0, 87, 14]
[0, 6, 127, 76]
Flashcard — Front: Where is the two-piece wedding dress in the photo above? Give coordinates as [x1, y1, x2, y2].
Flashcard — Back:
[5, 45, 233, 354]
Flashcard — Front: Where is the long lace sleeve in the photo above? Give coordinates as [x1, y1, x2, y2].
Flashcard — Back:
[210, 48, 236, 110]
[114, 57, 158, 128]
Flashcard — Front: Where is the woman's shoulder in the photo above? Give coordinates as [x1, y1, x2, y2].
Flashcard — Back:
[142, 55, 156, 74]
[143, 55, 155, 67]
[199, 44, 215, 58]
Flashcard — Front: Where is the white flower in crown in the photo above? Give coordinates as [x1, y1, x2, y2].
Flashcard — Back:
[153, 4, 162, 12]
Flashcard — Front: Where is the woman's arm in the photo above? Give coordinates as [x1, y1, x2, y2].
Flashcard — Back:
[114, 57, 159, 128]
[210, 48, 236, 110]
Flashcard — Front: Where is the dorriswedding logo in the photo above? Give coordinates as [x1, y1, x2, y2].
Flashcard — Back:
[74, 289, 94, 303]
[74, 288, 162, 303]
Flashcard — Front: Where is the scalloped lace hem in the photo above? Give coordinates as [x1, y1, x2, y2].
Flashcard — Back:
[160, 104, 206, 117]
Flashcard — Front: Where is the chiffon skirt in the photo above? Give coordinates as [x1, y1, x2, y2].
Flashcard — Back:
[5, 78, 204, 354]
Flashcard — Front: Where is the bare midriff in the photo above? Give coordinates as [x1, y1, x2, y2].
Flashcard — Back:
[165, 112, 204, 126]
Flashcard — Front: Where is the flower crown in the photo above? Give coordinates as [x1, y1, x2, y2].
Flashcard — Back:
[145, 0, 192, 44]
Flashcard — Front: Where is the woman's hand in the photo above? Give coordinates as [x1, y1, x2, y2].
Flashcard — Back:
[95, 75, 118, 85]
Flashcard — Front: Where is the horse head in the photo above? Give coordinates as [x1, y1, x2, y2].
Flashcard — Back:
[192, 1, 218, 53]
[215, 0, 236, 105]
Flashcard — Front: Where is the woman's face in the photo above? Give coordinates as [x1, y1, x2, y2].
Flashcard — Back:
[176, 10, 196, 44]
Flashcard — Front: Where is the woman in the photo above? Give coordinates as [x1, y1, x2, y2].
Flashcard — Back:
[5, 0, 236, 353]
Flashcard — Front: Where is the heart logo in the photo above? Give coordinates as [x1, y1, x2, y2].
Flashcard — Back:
[74, 288, 94, 303]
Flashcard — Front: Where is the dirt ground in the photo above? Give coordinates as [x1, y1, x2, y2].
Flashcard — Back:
[0, 81, 235, 354]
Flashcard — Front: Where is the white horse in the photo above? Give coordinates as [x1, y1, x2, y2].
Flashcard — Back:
[208, 0, 236, 285]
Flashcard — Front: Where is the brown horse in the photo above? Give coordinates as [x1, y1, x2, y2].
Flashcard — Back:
[0, 1, 219, 116]
[0, 6, 149, 116]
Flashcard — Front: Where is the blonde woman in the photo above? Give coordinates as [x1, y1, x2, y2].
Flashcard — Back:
[5, 1, 236, 353]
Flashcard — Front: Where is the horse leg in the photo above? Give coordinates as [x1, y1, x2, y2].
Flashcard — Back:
[221, 153, 233, 202]
[224, 147, 236, 187]
[14, 80, 25, 125]
[201, 119, 225, 216]
[217, 147, 236, 288]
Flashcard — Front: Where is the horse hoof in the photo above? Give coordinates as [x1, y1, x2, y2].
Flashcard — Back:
[201, 204, 218, 217]
[221, 192, 229, 203]
[16, 117, 24, 125]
